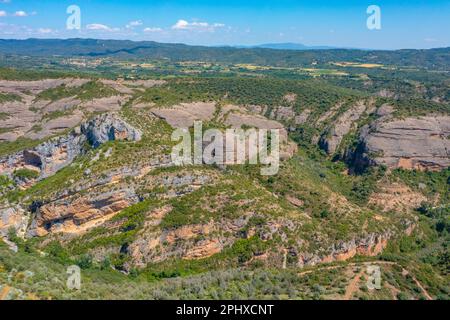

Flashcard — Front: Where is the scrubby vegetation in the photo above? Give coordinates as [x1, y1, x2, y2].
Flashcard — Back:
[36, 80, 118, 102]
[0, 137, 42, 157]
[137, 77, 364, 116]
[1, 43, 449, 300]
[0, 93, 22, 104]
[1, 242, 447, 300]
[13, 168, 39, 180]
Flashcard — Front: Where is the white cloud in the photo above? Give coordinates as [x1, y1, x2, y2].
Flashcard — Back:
[424, 38, 438, 42]
[86, 23, 119, 32]
[172, 19, 189, 30]
[13, 11, 27, 17]
[143, 27, 162, 33]
[0, 11, 6, 17]
[171, 19, 225, 32]
[0, 22, 33, 36]
[0, 0, 11, 3]
[38, 28, 53, 34]
[86, 23, 110, 30]
[0, 23, 59, 37]
[126, 20, 143, 29]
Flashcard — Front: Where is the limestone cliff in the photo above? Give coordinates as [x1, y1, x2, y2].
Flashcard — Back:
[350, 115, 450, 172]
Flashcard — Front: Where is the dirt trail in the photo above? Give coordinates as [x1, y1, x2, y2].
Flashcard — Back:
[297, 260, 433, 300]
[344, 270, 364, 300]
[282, 249, 287, 269]
[0, 285, 11, 300]
[401, 269, 433, 300]
[298, 261, 395, 277]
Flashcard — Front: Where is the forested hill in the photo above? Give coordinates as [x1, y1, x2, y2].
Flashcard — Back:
[0, 38, 449, 70]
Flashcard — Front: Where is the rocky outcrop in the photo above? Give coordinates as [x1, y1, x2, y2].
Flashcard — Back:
[319, 102, 367, 155]
[270, 106, 296, 121]
[368, 183, 427, 212]
[183, 239, 222, 260]
[152, 102, 297, 163]
[151, 102, 217, 128]
[0, 132, 86, 183]
[294, 109, 311, 125]
[350, 115, 450, 172]
[0, 79, 91, 142]
[125, 213, 297, 270]
[165, 222, 216, 244]
[128, 220, 224, 267]
[0, 78, 89, 95]
[298, 232, 392, 267]
[2, 157, 173, 238]
[28, 188, 139, 237]
[0, 98, 41, 142]
[81, 113, 142, 148]
[0, 113, 142, 185]
[0, 206, 28, 238]
[0, 100, 84, 142]
[316, 103, 342, 124]
[0, 79, 157, 142]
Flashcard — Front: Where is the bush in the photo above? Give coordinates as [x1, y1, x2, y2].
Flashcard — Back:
[13, 168, 40, 180]
[7, 227, 21, 244]
[230, 237, 268, 264]
[46, 241, 70, 263]
[397, 292, 410, 300]
[76, 254, 93, 269]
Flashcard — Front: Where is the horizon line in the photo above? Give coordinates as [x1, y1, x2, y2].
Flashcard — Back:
[0, 37, 449, 52]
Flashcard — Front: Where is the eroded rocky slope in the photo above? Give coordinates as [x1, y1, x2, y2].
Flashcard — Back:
[353, 115, 450, 171]
[0, 77, 448, 283]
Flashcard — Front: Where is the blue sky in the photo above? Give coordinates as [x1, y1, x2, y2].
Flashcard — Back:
[0, 0, 449, 49]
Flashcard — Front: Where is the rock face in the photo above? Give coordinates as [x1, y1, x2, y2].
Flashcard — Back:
[298, 232, 392, 267]
[28, 134, 86, 178]
[128, 220, 222, 268]
[0, 78, 161, 143]
[0, 206, 28, 238]
[352, 115, 450, 172]
[81, 113, 142, 148]
[152, 102, 297, 162]
[0, 113, 143, 237]
[0, 79, 88, 95]
[369, 183, 427, 212]
[319, 102, 367, 155]
[294, 109, 311, 125]
[0, 79, 91, 142]
[28, 188, 139, 237]
[0, 113, 142, 185]
[0, 132, 86, 182]
[183, 239, 222, 260]
[151, 102, 217, 128]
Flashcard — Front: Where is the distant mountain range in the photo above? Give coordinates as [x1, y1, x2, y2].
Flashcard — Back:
[235, 43, 337, 50]
[0, 38, 449, 70]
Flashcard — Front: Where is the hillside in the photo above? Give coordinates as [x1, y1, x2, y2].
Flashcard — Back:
[0, 45, 449, 300]
[0, 39, 449, 71]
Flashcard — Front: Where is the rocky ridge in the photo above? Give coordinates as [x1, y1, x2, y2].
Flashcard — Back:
[355, 115, 450, 171]
[0, 113, 142, 186]
[0, 77, 447, 278]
